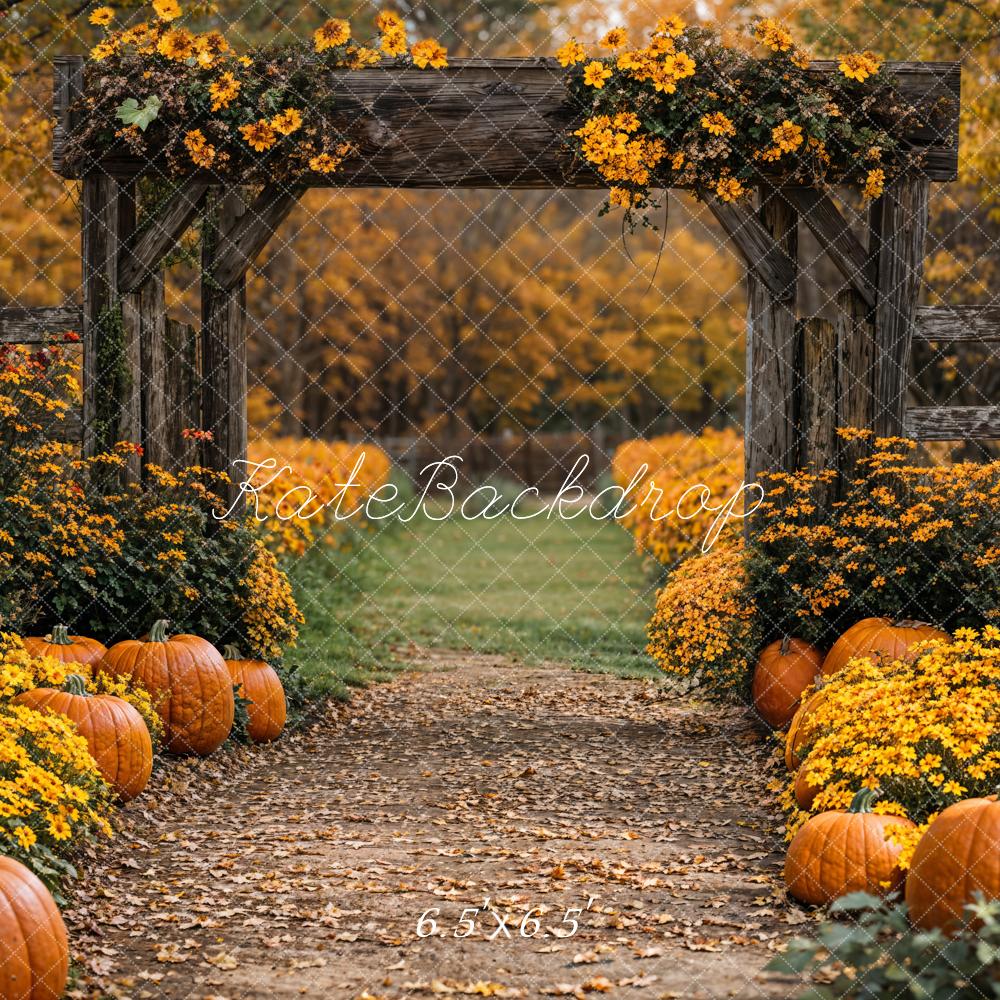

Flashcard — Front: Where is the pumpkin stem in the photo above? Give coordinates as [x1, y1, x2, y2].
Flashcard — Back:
[849, 787, 879, 814]
[222, 644, 243, 661]
[148, 620, 170, 643]
[50, 624, 72, 646]
[780, 635, 791, 656]
[63, 674, 90, 697]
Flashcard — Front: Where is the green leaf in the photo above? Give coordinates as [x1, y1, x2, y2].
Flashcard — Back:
[829, 891, 883, 914]
[115, 95, 162, 132]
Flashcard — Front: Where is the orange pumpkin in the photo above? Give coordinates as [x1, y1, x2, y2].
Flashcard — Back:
[22, 624, 107, 668]
[13, 674, 153, 802]
[821, 618, 948, 677]
[794, 763, 822, 811]
[0, 855, 69, 1000]
[751, 637, 823, 729]
[101, 620, 234, 757]
[784, 687, 827, 771]
[784, 788, 914, 905]
[905, 795, 1000, 933]
[223, 645, 286, 744]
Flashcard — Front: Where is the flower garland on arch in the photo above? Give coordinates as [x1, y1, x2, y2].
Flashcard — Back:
[66, 2, 449, 182]
[562, 17, 924, 230]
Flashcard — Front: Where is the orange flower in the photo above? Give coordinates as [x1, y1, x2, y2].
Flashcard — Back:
[240, 120, 277, 152]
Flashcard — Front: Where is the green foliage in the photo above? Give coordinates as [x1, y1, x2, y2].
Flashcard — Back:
[768, 892, 1000, 1000]
[115, 95, 162, 131]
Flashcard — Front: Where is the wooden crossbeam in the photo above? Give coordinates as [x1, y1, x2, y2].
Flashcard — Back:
[0, 305, 83, 343]
[704, 194, 797, 303]
[905, 405, 1000, 440]
[210, 185, 303, 291]
[783, 187, 876, 308]
[913, 304, 1000, 343]
[119, 181, 210, 292]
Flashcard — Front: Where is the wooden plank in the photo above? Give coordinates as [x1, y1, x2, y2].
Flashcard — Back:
[136, 271, 168, 473]
[0, 305, 82, 343]
[798, 316, 839, 514]
[905, 405, 1000, 440]
[82, 172, 141, 481]
[119, 181, 211, 293]
[210, 184, 302, 291]
[52, 56, 961, 185]
[201, 188, 248, 511]
[52, 56, 84, 178]
[913, 304, 1000, 343]
[745, 185, 799, 502]
[870, 175, 930, 437]
[834, 287, 877, 475]
[163, 319, 199, 470]
[783, 187, 875, 308]
[705, 195, 797, 303]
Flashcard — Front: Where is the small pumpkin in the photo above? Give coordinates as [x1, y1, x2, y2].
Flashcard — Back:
[0, 855, 69, 1000]
[905, 794, 1000, 933]
[101, 620, 234, 757]
[794, 763, 822, 811]
[13, 674, 153, 802]
[784, 788, 914, 905]
[821, 617, 948, 677]
[223, 645, 286, 744]
[784, 687, 827, 771]
[751, 637, 823, 729]
[22, 624, 107, 668]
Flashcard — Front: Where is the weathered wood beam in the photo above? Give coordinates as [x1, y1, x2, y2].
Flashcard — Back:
[870, 175, 931, 437]
[52, 55, 84, 178]
[704, 194, 797, 303]
[0, 305, 82, 343]
[797, 316, 841, 515]
[745, 185, 799, 505]
[913, 304, 1000, 343]
[834, 287, 877, 476]
[783, 187, 875, 308]
[163, 319, 200, 470]
[136, 271, 168, 473]
[905, 405, 1000, 440]
[210, 185, 302, 292]
[52, 56, 961, 186]
[118, 181, 210, 293]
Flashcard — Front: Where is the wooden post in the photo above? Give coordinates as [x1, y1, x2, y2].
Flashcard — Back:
[82, 172, 141, 481]
[164, 319, 200, 470]
[201, 187, 248, 512]
[869, 175, 931, 437]
[834, 287, 876, 481]
[797, 317, 839, 514]
[745, 185, 798, 499]
[135, 271, 167, 473]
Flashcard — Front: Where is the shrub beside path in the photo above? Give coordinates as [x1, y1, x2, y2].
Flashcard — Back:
[66, 653, 805, 999]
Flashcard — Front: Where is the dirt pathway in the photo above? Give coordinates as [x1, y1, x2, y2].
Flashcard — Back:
[66, 654, 807, 1000]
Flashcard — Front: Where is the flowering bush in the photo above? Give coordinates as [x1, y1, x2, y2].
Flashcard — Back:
[239, 541, 305, 662]
[751, 432, 1000, 647]
[0, 701, 114, 890]
[645, 539, 760, 697]
[783, 630, 1000, 867]
[611, 428, 743, 568]
[564, 18, 934, 228]
[246, 437, 392, 557]
[66, 3, 448, 182]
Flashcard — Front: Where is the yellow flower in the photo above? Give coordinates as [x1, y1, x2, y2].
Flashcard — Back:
[314, 18, 351, 52]
[157, 27, 196, 61]
[701, 111, 735, 138]
[753, 18, 793, 52]
[599, 27, 628, 50]
[271, 108, 303, 136]
[380, 26, 408, 57]
[184, 129, 216, 167]
[583, 61, 612, 88]
[715, 175, 745, 202]
[89, 6, 115, 26]
[771, 119, 804, 153]
[655, 15, 685, 38]
[410, 38, 447, 69]
[209, 71, 241, 111]
[374, 10, 403, 32]
[240, 120, 277, 152]
[555, 39, 586, 67]
[839, 51, 882, 82]
[863, 167, 886, 200]
[152, 0, 182, 22]
[90, 41, 117, 61]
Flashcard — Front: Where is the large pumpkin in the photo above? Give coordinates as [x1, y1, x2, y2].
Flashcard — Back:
[22, 624, 106, 668]
[784, 687, 827, 771]
[905, 795, 1000, 933]
[784, 788, 914, 905]
[821, 618, 948, 677]
[751, 637, 823, 729]
[101, 620, 234, 757]
[13, 674, 153, 802]
[223, 645, 286, 744]
[0, 855, 69, 1000]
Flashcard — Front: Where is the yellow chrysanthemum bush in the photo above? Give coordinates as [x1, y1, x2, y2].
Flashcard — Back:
[564, 18, 934, 229]
[611, 428, 743, 568]
[645, 538, 762, 698]
[784, 629, 1000, 868]
[63, 3, 448, 184]
[750, 432, 1000, 647]
[0, 700, 114, 891]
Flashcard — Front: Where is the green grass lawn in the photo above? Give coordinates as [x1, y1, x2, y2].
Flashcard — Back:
[287, 506, 660, 698]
